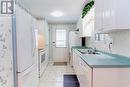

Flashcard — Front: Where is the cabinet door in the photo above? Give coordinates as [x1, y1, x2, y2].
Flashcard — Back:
[102, 0, 113, 30]
[76, 55, 83, 84]
[83, 7, 94, 37]
[93, 68, 130, 87]
[77, 16, 83, 37]
[85, 20, 94, 37]
[72, 52, 77, 71]
[81, 59, 92, 87]
[72, 52, 84, 86]
[78, 58, 85, 87]
[72, 51, 92, 87]
[72, 52, 79, 76]
[95, 0, 103, 32]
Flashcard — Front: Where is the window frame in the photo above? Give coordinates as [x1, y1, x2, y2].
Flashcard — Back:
[55, 29, 67, 48]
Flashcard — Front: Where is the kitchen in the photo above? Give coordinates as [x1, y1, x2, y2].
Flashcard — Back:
[1, 0, 130, 87]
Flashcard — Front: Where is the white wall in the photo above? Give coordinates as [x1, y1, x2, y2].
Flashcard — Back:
[110, 30, 130, 57]
[86, 30, 130, 57]
[0, 16, 14, 87]
[0, 0, 14, 86]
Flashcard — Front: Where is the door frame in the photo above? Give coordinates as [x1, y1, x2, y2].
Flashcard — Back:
[49, 28, 69, 62]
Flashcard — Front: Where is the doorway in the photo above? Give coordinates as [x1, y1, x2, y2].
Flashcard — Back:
[49, 25, 70, 63]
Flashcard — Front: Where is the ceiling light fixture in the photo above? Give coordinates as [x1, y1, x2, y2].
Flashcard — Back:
[51, 11, 63, 17]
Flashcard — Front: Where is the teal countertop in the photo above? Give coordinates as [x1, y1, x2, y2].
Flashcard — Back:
[72, 46, 130, 68]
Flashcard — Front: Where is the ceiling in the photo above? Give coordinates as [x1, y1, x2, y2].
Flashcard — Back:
[18, 0, 86, 23]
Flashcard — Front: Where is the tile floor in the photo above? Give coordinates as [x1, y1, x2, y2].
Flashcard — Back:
[39, 63, 75, 87]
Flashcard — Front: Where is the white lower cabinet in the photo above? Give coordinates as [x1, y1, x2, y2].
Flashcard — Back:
[73, 51, 130, 87]
[93, 68, 130, 87]
[80, 59, 92, 87]
[72, 52, 80, 82]
[73, 51, 92, 87]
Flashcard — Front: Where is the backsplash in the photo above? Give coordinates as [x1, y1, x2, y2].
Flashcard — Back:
[110, 30, 130, 57]
[86, 30, 130, 57]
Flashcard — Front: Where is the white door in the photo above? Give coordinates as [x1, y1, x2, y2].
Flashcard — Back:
[51, 29, 69, 62]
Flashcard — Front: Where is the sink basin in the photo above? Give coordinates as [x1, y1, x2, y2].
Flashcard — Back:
[78, 49, 100, 55]
[84, 54, 115, 59]
[78, 49, 115, 60]
[81, 52, 100, 55]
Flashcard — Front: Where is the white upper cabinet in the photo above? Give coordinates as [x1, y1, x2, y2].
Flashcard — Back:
[77, 16, 83, 37]
[77, 7, 94, 37]
[83, 7, 94, 37]
[95, 0, 130, 33]
[102, 0, 114, 31]
[95, 0, 103, 32]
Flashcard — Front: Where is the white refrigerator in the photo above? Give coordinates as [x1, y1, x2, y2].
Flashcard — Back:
[16, 5, 39, 87]
[69, 31, 81, 65]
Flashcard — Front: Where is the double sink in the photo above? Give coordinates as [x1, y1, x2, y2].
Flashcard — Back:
[78, 49, 100, 55]
[78, 49, 115, 60]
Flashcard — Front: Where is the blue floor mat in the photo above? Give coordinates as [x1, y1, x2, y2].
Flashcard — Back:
[63, 75, 79, 87]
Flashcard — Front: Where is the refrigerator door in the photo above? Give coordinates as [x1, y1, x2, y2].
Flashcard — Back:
[16, 6, 36, 72]
[16, 22, 34, 72]
[18, 65, 39, 87]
